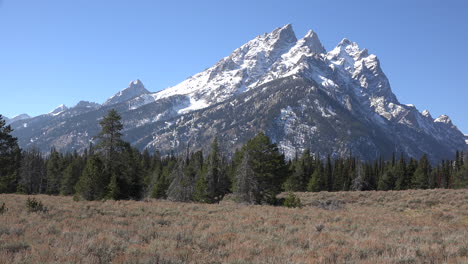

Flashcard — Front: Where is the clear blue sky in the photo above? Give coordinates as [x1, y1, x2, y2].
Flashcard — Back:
[1, 0, 467, 133]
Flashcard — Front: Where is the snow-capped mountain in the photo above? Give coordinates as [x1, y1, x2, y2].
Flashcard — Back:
[49, 104, 69, 116]
[8, 25, 466, 161]
[103, 79, 150, 106]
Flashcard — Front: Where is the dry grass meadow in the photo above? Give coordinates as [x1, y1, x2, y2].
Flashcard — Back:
[0, 189, 467, 264]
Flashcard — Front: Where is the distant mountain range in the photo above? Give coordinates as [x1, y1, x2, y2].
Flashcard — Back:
[6, 24, 467, 161]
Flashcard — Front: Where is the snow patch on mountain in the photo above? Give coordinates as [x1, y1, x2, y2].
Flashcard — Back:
[277, 106, 317, 158]
[421, 109, 432, 118]
[177, 96, 209, 114]
[49, 104, 68, 116]
[435, 115, 452, 125]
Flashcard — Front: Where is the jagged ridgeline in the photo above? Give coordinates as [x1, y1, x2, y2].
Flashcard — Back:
[8, 25, 467, 161]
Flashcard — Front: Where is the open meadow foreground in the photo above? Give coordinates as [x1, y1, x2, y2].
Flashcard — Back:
[0, 189, 467, 264]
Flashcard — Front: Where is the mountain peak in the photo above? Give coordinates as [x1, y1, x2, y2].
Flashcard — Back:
[49, 104, 68, 116]
[6, 113, 31, 124]
[12, 113, 31, 120]
[435, 114, 452, 125]
[260, 24, 297, 51]
[299, 30, 325, 54]
[274, 24, 294, 37]
[338, 38, 352, 47]
[130, 79, 143, 87]
[104, 79, 150, 106]
[421, 109, 432, 118]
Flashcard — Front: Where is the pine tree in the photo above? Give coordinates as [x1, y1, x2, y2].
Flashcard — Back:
[378, 161, 396, 191]
[152, 171, 170, 199]
[412, 154, 431, 189]
[394, 154, 408, 190]
[96, 109, 124, 162]
[0, 115, 21, 193]
[60, 156, 84, 195]
[75, 155, 107, 200]
[307, 160, 325, 192]
[332, 159, 344, 191]
[453, 161, 468, 188]
[284, 153, 307, 192]
[204, 137, 229, 203]
[234, 152, 258, 204]
[325, 154, 333, 191]
[106, 174, 120, 200]
[166, 159, 195, 202]
[193, 174, 209, 203]
[238, 132, 287, 204]
[18, 146, 45, 194]
[46, 148, 63, 195]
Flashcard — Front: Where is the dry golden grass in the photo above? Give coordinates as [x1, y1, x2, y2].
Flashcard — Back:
[0, 189, 467, 263]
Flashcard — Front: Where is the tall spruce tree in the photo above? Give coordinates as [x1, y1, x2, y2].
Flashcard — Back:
[453, 160, 468, 188]
[18, 146, 46, 194]
[412, 154, 431, 189]
[0, 115, 21, 193]
[245, 133, 287, 204]
[60, 155, 84, 195]
[284, 149, 313, 192]
[94, 109, 141, 199]
[75, 155, 106, 200]
[46, 148, 63, 195]
[166, 158, 194, 202]
[96, 109, 124, 162]
[234, 152, 258, 204]
[394, 154, 408, 190]
[307, 160, 325, 192]
[194, 138, 229, 203]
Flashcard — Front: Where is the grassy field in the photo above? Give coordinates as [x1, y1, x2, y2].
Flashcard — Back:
[0, 189, 467, 264]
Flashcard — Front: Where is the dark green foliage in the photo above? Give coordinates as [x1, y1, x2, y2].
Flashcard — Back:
[193, 174, 209, 203]
[0, 115, 21, 193]
[284, 149, 312, 192]
[18, 146, 46, 194]
[26, 198, 47, 213]
[378, 166, 395, 191]
[60, 156, 84, 195]
[150, 157, 174, 199]
[453, 159, 468, 188]
[325, 154, 333, 192]
[412, 154, 431, 189]
[283, 192, 302, 208]
[394, 154, 409, 190]
[95, 109, 124, 161]
[307, 161, 325, 192]
[75, 155, 106, 200]
[199, 138, 229, 203]
[46, 148, 63, 195]
[151, 172, 170, 199]
[234, 133, 288, 204]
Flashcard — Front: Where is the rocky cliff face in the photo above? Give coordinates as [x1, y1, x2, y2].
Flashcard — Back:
[9, 25, 467, 161]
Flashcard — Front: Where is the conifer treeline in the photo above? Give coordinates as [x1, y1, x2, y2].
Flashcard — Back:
[0, 112, 467, 204]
